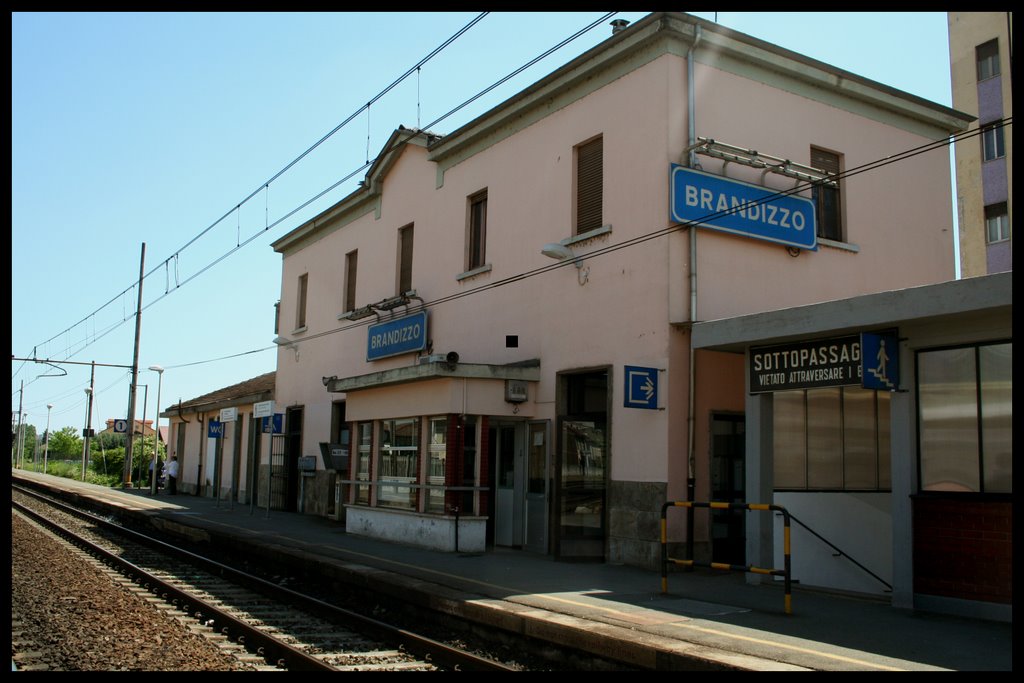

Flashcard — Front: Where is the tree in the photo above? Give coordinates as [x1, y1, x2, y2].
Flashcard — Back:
[48, 426, 83, 459]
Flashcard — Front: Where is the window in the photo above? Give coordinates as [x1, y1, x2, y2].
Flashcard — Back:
[976, 39, 1000, 81]
[378, 418, 419, 510]
[355, 422, 372, 505]
[985, 203, 1010, 243]
[811, 147, 842, 241]
[460, 416, 478, 515]
[575, 136, 603, 235]
[773, 387, 891, 491]
[397, 224, 414, 295]
[427, 417, 447, 514]
[344, 250, 358, 312]
[982, 123, 1005, 161]
[467, 190, 487, 271]
[296, 273, 308, 330]
[917, 342, 1011, 494]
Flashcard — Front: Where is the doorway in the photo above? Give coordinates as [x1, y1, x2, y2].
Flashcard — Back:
[488, 420, 550, 552]
[555, 370, 609, 560]
[284, 407, 303, 512]
[710, 412, 745, 565]
[491, 423, 524, 547]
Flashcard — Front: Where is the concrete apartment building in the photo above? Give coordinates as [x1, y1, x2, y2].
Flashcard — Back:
[948, 12, 1013, 277]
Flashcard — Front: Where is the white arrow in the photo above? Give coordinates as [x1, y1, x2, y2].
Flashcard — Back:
[642, 377, 655, 401]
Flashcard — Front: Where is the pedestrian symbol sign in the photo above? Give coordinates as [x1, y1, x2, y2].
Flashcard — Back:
[624, 365, 659, 410]
[861, 331, 899, 391]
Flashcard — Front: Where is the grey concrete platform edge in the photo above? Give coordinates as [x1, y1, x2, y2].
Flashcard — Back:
[11, 471, 1012, 672]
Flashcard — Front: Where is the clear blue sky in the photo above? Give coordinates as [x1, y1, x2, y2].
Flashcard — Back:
[11, 12, 955, 436]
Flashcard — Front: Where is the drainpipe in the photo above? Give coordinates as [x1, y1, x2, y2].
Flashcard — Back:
[686, 23, 702, 561]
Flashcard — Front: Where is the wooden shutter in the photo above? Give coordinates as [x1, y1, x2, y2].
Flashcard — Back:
[576, 137, 603, 234]
[811, 148, 842, 241]
[296, 274, 308, 329]
[398, 225, 414, 294]
[344, 250, 357, 312]
[469, 191, 487, 270]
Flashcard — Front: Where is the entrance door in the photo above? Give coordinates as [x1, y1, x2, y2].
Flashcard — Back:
[710, 413, 745, 565]
[556, 370, 608, 560]
[492, 423, 525, 547]
[284, 407, 302, 512]
[525, 421, 549, 554]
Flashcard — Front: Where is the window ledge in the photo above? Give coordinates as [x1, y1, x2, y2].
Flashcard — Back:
[291, 326, 308, 335]
[456, 263, 492, 282]
[817, 237, 859, 253]
[563, 224, 612, 247]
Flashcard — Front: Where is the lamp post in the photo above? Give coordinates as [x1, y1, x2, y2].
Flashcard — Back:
[149, 365, 164, 495]
[81, 387, 93, 481]
[43, 404, 53, 475]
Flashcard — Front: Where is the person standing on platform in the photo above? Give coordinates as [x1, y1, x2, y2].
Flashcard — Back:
[166, 455, 179, 495]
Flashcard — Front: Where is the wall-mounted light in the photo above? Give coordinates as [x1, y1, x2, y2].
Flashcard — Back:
[273, 336, 299, 361]
[541, 242, 590, 285]
[341, 304, 377, 321]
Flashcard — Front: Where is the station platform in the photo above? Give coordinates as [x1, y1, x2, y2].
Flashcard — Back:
[11, 470, 1012, 671]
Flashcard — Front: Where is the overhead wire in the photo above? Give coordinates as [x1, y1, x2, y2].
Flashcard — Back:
[15, 11, 492, 370]
[15, 11, 620, 379]
[247, 118, 1005, 351]
[15, 15, 996, 412]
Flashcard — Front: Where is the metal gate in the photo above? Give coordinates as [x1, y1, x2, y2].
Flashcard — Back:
[269, 434, 288, 510]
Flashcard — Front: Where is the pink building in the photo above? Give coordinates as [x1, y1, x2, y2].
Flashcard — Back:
[268, 13, 975, 598]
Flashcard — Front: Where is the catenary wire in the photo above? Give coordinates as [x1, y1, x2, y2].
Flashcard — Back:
[15, 12, 492, 370]
[15, 11, 621, 378]
[17, 117, 1007, 381]
[14, 20, 1000, 412]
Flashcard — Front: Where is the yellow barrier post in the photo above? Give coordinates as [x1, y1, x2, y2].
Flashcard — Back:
[660, 501, 792, 615]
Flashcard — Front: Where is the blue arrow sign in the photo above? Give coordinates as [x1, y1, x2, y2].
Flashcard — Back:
[624, 365, 659, 410]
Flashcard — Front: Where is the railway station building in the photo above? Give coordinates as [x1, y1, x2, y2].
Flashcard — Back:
[258, 12, 1006, 615]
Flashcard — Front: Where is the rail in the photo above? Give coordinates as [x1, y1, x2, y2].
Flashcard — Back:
[661, 501, 792, 615]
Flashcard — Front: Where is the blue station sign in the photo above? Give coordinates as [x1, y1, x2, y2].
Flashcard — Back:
[367, 310, 428, 361]
[261, 413, 284, 434]
[670, 164, 817, 251]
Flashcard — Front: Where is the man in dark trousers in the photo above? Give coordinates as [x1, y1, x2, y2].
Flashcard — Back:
[166, 455, 179, 495]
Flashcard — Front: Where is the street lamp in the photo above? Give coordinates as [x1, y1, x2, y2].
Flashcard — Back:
[81, 387, 93, 481]
[149, 365, 164, 495]
[43, 404, 53, 475]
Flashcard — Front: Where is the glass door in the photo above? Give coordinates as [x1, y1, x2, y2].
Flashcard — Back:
[493, 424, 524, 547]
[525, 421, 549, 554]
[556, 370, 608, 560]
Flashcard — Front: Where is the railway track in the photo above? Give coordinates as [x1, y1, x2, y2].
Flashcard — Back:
[12, 485, 520, 672]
